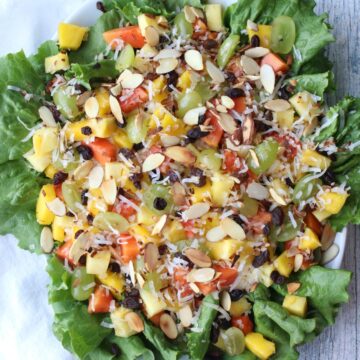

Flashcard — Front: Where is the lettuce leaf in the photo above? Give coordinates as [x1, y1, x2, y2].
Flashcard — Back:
[224, 350, 257, 360]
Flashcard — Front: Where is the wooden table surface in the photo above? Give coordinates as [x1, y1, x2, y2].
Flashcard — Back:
[301, 1, 359, 359]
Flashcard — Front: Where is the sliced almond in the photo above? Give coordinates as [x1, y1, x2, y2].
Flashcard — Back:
[160, 313, 178, 339]
[73, 160, 94, 181]
[139, 44, 159, 58]
[182, 202, 210, 220]
[246, 182, 269, 200]
[241, 55, 260, 76]
[144, 243, 159, 272]
[206, 225, 227, 242]
[129, 260, 136, 286]
[38, 106, 57, 127]
[221, 217, 246, 241]
[121, 72, 144, 89]
[76, 91, 92, 107]
[287, 282, 300, 294]
[249, 149, 260, 168]
[221, 96, 235, 109]
[321, 243, 339, 265]
[206, 60, 225, 83]
[110, 83, 122, 97]
[321, 223, 336, 251]
[109, 95, 124, 124]
[101, 179, 117, 205]
[154, 49, 181, 61]
[260, 64, 275, 94]
[189, 282, 200, 293]
[160, 134, 180, 147]
[294, 253, 303, 272]
[88, 165, 104, 189]
[152, 214, 167, 235]
[84, 97, 99, 118]
[244, 47, 270, 58]
[164, 146, 196, 165]
[184, 248, 212, 268]
[183, 106, 206, 125]
[269, 188, 287, 206]
[46, 198, 66, 217]
[136, 273, 145, 288]
[142, 153, 165, 172]
[172, 182, 186, 206]
[216, 104, 228, 113]
[69, 232, 88, 263]
[184, 6, 196, 23]
[220, 291, 231, 311]
[185, 49, 204, 71]
[186, 268, 215, 283]
[242, 115, 255, 145]
[144, 26, 160, 47]
[218, 113, 237, 134]
[125, 312, 144, 333]
[178, 305, 193, 327]
[265, 99, 291, 112]
[156, 58, 179, 74]
[40, 227, 54, 253]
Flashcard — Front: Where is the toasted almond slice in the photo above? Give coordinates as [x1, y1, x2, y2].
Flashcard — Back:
[38, 106, 57, 127]
[246, 182, 269, 200]
[121, 72, 144, 89]
[40, 227, 54, 253]
[84, 97, 99, 118]
[73, 160, 94, 181]
[152, 214, 167, 235]
[218, 113, 237, 134]
[220, 291, 231, 311]
[172, 182, 187, 206]
[242, 115, 255, 145]
[260, 64, 275, 94]
[216, 104, 228, 113]
[110, 83, 122, 97]
[269, 188, 287, 206]
[185, 49, 204, 71]
[249, 149, 260, 167]
[189, 282, 200, 293]
[125, 312, 144, 333]
[165, 146, 196, 165]
[206, 60, 225, 83]
[178, 305, 193, 327]
[321, 243, 339, 265]
[144, 26, 160, 47]
[183, 106, 206, 125]
[129, 260, 136, 286]
[46, 198, 66, 216]
[294, 253, 303, 272]
[244, 47, 270, 58]
[221, 96, 235, 109]
[139, 44, 159, 58]
[88, 165, 104, 189]
[221, 217, 246, 241]
[136, 273, 145, 288]
[69, 232, 88, 263]
[265, 99, 291, 112]
[192, 7, 204, 19]
[186, 268, 215, 283]
[206, 225, 227, 242]
[287, 282, 300, 294]
[156, 58, 179, 74]
[241, 55, 260, 75]
[142, 153, 165, 172]
[154, 49, 182, 61]
[76, 91, 93, 107]
[109, 95, 124, 124]
[182, 203, 210, 220]
[160, 134, 180, 147]
[160, 313, 178, 339]
[184, 5, 196, 23]
[247, 20, 258, 32]
[101, 179, 117, 205]
[321, 223, 336, 251]
[184, 248, 212, 268]
[144, 243, 159, 272]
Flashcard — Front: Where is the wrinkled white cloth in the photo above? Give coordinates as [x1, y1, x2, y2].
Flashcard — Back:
[0, 2, 87, 359]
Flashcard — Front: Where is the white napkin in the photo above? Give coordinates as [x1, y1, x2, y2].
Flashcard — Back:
[0, 1, 87, 359]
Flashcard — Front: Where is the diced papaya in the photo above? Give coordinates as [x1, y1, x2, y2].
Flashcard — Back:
[103, 26, 145, 49]
[119, 234, 140, 263]
[261, 53, 288, 74]
[88, 286, 114, 313]
[87, 138, 117, 165]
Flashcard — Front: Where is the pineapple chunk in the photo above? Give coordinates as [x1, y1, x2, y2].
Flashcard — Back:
[129, 224, 159, 244]
[289, 92, 321, 120]
[177, 70, 192, 91]
[104, 162, 128, 185]
[152, 75, 168, 102]
[36, 184, 56, 225]
[86, 251, 111, 276]
[190, 180, 212, 203]
[33, 127, 59, 156]
[24, 151, 51, 172]
[45, 52, 70, 74]
[274, 251, 294, 277]
[140, 288, 167, 318]
[318, 191, 349, 215]
[93, 117, 117, 138]
[137, 14, 168, 36]
[211, 173, 234, 207]
[283, 295, 307, 318]
[87, 197, 108, 216]
[112, 129, 133, 149]
[137, 205, 158, 226]
[229, 297, 252, 316]
[98, 271, 125, 300]
[111, 307, 137, 337]
[274, 110, 295, 129]
[65, 118, 96, 141]
[95, 87, 111, 116]
[259, 263, 276, 287]
[52, 215, 73, 242]
[58, 23, 88, 50]
[44, 164, 58, 179]
[301, 149, 331, 170]
[299, 228, 321, 251]
[205, 4, 223, 32]
[247, 25, 272, 48]
[206, 238, 241, 261]
[163, 220, 186, 242]
[245, 332, 276, 360]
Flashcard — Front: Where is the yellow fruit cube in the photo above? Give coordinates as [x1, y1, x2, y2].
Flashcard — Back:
[259, 263, 276, 287]
[152, 75, 168, 102]
[274, 251, 294, 277]
[318, 191, 349, 215]
[33, 127, 59, 156]
[65, 118, 96, 141]
[299, 228, 321, 251]
[140, 288, 167, 318]
[86, 251, 111, 276]
[137, 14, 167, 36]
[190, 180, 212, 203]
[211, 173, 234, 207]
[36, 184, 57, 225]
[98, 272, 125, 300]
[87, 198, 108, 216]
[112, 129, 133, 149]
[289, 92, 321, 120]
[247, 25, 272, 48]
[44, 164, 58, 179]
[93, 117, 117, 138]
[312, 209, 332, 222]
[58, 23, 88, 50]
[283, 295, 307, 318]
[137, 206, 158, 226]
[274, 110, 295, 129]
[177, 70, 192, 91]
[205, 4, 223, 32]
[24, 150, 51, 172]
[129, 224, 159, 244]
[104, 162, 127, 184]
[163, 220, 186, 242]
[206, 238, 241, 261]
[245, 332, 276, 360]
[301, 149, 331, 170]
[111, 307, 137, 338]
[229, 297, 252, 316]
[95, 87, 111, 116]
[52, 215, 73, 242]
[45, 52, 70, 74]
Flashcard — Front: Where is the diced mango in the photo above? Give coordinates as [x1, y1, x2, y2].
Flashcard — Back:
[58, 23, 88, 50]
[274, 251, 294, 277]
[33, 127, 59, 155]
[229, 297, 252, 316]
[36, 184, 56, 225]
[86, 251, 111, 276]
[248, 25, 272, 48]
[299, 227, 321, 251]
[93, 117, 117, 138]
[289, 92, 321, 120]
[190, 180, 212, 204]
[24, 151, 51, 172]
[104, 162, 128, 185]
[163, 220, 186, 242]
[313, 209, 332, 222]
[301, 149, 331, 170]
[283, 295, 307, 318]
[52, 215, 73, 242]
[211, 173, 234, 207]
[111, 307, 137, 337]
[205, 4, 223, 32]
[45, 164, 58, 179]
[177, 70, 192, 92]
[140, 288, 167, 318]
[137, 205, 158, 226]
[245, 332, 276, 360]
[45, 52, 70, 74]
[65, 118, 96, 141]
[274, 110, 295, 129]
[318, 191, 349, 215]
[98, 271, 125, 300]
[206, 238, 241, 261]
[95, 87, 111, 116]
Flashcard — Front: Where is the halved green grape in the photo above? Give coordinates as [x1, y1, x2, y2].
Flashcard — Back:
[247, 138, 279, 175]
[217, 34, 240, 69]
[176, 91, 203, 118]
[62, 181, 82, 213]
[174, 12, 193, 38]
[194, 81, 217, 102]
[53, 85, 81, 119]
[239, 195, 259, 217]
[116, 44, 135, 72]
[143, 184, 174, 215]
[126, 113, 149, 144]
[270, 219, 301, 243]
[270, 16, 296, 54]
[198, 149, 222, 171]
[216, 327, 245, 356]
[71, 267, 95, 301]
[53, 152, 80, 172]
[292, 175, 322, 204]
[93, 212, 129, 232]
[144, 272, 164, 291]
